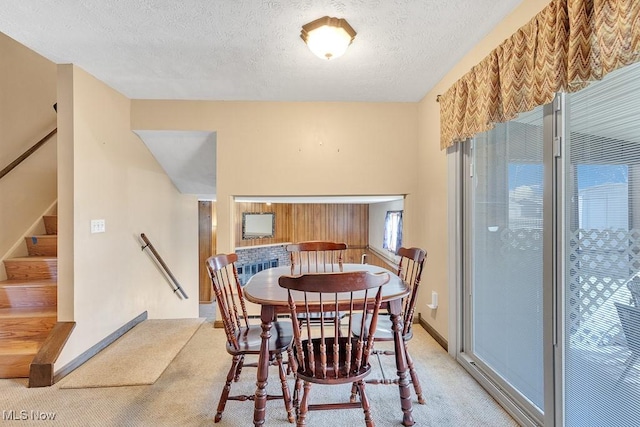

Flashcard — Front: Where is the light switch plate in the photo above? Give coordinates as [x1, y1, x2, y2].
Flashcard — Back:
[90, 219, 106, 233]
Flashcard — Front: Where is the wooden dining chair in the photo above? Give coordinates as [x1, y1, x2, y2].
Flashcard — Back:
[350, 247, 427, 404]
[286, 241, 348, 328]
[279, 270, 390, 427]
[206, 253, 295, 423]
[287, 241, 347, 274]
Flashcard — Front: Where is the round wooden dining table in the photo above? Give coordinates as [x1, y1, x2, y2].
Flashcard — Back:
[243, 263, 416, 426]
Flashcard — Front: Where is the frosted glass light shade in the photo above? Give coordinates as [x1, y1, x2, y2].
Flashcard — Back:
[301, 16, 356, 60]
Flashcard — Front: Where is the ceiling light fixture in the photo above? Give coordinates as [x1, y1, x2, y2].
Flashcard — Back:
[300, 16, 356, 60]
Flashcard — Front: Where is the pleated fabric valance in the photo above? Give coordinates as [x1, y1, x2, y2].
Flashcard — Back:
[439, 0, 640, 150]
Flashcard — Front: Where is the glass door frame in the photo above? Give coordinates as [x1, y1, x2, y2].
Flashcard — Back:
[549, 94, 565, 427]
[450, 96, 562, 427]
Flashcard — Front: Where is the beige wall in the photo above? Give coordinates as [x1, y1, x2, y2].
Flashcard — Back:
[0, 33, 57, 272]
[131, 101, 420, 256]
[415, 0, 551, 340]
[56, 65, 199, 369]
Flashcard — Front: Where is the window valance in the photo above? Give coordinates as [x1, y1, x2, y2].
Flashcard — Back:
[439, 0, 640, 150]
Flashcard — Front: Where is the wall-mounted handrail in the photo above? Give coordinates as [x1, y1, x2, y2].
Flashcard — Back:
[0, 127, 57, 181]
[140, 233, 189, 299]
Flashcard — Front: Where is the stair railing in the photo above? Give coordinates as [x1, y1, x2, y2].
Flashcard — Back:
[1, 103, 58, 182]
[0, 127, 57, 181]
[140, 233, 189, 299]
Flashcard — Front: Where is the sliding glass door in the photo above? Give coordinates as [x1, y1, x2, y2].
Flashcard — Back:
[562, 62, 640, 427]
[464, 106, 546, 423]
[460, 61, 640, 426]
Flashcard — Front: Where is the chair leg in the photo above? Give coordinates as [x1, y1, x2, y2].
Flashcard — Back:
[404, 342, 425, 404]
[287, 347, 297, 375]
[234, 355, 245, 382]
[349, 382, 359, 403]
[356, 380, 375, 427]
[276, 352, 295, 423]
[297, 381, 311, 427]
[293, 377, 303, 418]
[215, 354, 241, 422]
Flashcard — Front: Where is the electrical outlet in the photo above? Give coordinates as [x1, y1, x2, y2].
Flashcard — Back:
[90, 219, 106, 233]
[427, 291, 438, 309]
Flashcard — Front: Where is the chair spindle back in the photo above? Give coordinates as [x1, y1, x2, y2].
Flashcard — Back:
[206, 253, 249, 351]
[279, 271, 390, 380]
[287, 241, 347, 275]
[396, 247, 427, 336]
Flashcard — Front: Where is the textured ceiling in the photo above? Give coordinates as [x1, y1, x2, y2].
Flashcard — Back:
[0, 0, 523, 102]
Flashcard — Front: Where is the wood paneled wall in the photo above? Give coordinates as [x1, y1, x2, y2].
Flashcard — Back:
[234, 202, 292, 247]
[234, 203, 369, 263]
[290, 204, 368, 245]
[291, 204, 369, 264]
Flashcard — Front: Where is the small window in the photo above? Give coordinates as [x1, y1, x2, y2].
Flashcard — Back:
[383, 210, 403, 253]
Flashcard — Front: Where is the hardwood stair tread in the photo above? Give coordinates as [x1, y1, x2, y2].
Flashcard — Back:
[0, 356, 32, 378]
[4, 257, 58, 274]
[0, 279, 57, 288]
[0, 340, 41, 355]
[5, 256, 57, 262]
[4, 257, 57, 283]
[0, 307, 57, 319]
[0, 279, 57, 309]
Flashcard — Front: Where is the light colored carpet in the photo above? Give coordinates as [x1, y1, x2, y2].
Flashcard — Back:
[0, 318, 517, 426]
[57, 318, 204, 389]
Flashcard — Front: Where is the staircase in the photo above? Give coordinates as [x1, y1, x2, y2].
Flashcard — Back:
[0, 215, 57, 378]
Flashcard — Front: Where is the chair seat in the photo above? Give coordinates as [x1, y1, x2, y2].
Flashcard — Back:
[350, 313, 413, 341]
[226, 320, 294, 355]
[295, 337, 371, 385]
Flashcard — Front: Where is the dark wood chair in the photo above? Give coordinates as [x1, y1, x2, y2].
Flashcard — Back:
[350, 247, 427, 404]
[206, 253, 295, 423]
[287, 241, 348, 328]
[287, 241, 347, 274]
[614, 302, 640, 381]
[279, 270, 390, 427]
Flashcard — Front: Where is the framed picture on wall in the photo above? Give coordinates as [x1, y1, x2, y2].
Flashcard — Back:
[242, 212, 275, 239]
